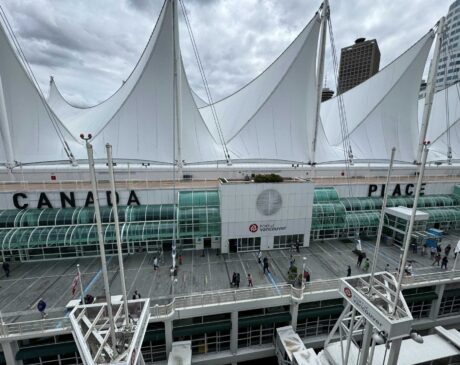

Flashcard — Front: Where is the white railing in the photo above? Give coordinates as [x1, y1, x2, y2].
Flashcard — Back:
[1, 173, 460, 192]
[1, 271, 459, 338]
[0, 317, 71, 338]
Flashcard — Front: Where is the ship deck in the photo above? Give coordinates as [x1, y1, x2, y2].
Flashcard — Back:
[1, 231, 459, 324]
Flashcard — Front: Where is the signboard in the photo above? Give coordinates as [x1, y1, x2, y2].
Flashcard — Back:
[339, 278, 413, 339]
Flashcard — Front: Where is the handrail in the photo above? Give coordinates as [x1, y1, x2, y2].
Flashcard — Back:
[1, 271, 460, 338]
[1, 173, 460, 192]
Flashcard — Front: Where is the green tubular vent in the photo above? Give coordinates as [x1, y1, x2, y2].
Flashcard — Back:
[314, 187, 339, 203]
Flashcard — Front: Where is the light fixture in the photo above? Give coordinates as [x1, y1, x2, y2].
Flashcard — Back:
[410, 330, 424, 344]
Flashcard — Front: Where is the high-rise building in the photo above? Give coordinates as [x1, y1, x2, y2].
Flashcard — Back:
[321, 87, 334, 102]
[436, 0, 460, 90]
[338, 38, 380, 94]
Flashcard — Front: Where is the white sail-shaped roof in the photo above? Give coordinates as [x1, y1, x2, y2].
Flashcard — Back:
[45, 0, 224, 164]
[199, 14, 321, 163]
[320, 31, 435, 163]
[0, 16, 81, 166]
[423, 83, 460, 161]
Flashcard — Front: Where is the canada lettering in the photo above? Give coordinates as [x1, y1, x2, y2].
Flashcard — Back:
[12, 190, 140, 209]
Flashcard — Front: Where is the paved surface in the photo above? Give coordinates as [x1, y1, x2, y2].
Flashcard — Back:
[1, 231, 460, 323]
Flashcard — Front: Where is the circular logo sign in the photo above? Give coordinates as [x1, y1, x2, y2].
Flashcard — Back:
[344, 287, 352, 298]
[256, 189, 282, 216]
[249, 223, 258, 233]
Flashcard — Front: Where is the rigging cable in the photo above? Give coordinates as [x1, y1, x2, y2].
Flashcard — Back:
[327, 9, 353, 198]
[0, 6, 76, 164]
[179, 0, 231, 164]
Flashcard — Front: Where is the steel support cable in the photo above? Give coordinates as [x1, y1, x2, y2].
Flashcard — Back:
[0, 6, 75, 163]
[179, 0, 231, 163]
[327, 13, 353, 198]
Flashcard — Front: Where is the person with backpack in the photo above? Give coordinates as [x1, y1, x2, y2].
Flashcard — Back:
[37, 298, 47, 319]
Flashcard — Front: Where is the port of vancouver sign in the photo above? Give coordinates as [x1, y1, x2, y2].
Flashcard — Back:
[339, 278, 413, 339]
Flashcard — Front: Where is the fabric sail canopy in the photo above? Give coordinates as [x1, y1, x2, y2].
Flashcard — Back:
[0, 0, 447, 167]
[320, 30, 435, 164]
[0, 14, 82, 165]
[198, 13, 321, 163]
[423, 82, 460, 162]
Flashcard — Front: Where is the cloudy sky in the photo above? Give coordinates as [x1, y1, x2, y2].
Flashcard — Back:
[0, 0, 450, 106]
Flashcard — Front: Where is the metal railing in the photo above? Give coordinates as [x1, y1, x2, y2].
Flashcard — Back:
[0, 317, 71, 338]
[1, 173, 460, 192]
[1, 271, 459, 338]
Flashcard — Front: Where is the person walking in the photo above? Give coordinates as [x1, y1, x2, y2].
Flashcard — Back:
[362, 258, 370, 271]
[257, 250, 262, 264]
[263, 257, 270, 274]
[37, 298, 47, 319]
[385, 263, 390, 272]
[231, 272, 237, 287]
[430, 246, 437, 259]
[357, 252, 364, 268]
[247, 273, 253, 287]
[289, 255, 295, 268]
[432, 253, 441, 266]
[153, 256, 159, 270]
[347, 265, 351, 277]
[295, 240, 300, 253]
[236, 273, 240, 288]
[441, 256, 448, 270]
[2, 261, 10, 278]
[304, 270, 310, 282]
[132, 290, 141, 299]
[445, 244, 452, 257]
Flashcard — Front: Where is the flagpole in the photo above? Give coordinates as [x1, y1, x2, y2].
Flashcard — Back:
[77, 264, 85, 304]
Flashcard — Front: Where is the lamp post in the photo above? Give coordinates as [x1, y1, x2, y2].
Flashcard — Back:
[80, 134, 117, 352]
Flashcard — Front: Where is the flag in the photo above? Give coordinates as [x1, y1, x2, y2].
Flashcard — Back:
[71, 272, 80, 296]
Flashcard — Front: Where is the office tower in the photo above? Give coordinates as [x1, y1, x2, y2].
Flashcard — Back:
[338, 38, 380, 94]
[436, 0, 460, 89]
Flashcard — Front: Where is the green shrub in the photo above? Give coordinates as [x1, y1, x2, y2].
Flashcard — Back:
[253, 173, 284, 183]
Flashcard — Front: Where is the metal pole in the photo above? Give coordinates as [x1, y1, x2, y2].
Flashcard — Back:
[173, 0, 182, 178]
[311, 0, 328, 163]
[85, 141, 118, 352]
[417, 18, 445, 163]
[77, 264, 85, 305]
[106, 144, 130, 326]
[393, 147, 429, 312]
[0, 75, 15, 168]
[358, 322, 373, 365]
[343, 308, 356, 364]
[368, 147, 396, 293]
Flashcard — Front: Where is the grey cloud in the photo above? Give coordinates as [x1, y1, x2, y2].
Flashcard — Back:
[0, 0, 451, 106]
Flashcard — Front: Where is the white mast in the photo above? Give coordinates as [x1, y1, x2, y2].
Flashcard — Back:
[173, 0, 183, 177]
[417, 17, 445, 163]
[0, 75, 15, 169]
[311, 0, 328, 164]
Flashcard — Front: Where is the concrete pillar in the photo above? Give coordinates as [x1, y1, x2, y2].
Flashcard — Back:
[290, 302, 299, 331]
[165, 320, 173, 354]
[386, 338, 402, 365]
[429, 283, 445, 320]
[2, 341, 23, 365]
[231, 311, 238, 355]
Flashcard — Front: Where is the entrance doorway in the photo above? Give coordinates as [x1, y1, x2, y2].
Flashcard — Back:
[229, 239, 238, 253]
[204, 238, 212, 249]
